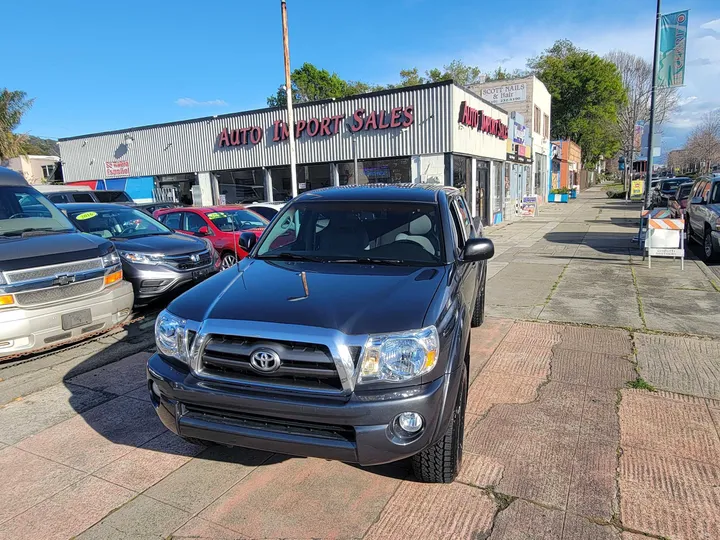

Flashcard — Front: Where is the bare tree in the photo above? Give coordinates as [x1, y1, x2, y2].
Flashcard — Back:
[605, 51, 679, 188]
[686, 110, 720, 174]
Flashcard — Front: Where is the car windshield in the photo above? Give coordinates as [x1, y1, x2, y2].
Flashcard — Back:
[67, 206, 172, 239]
[206, 209, 268, 232]
[256, 201, 444, 266]
[94, 191, 132, 203]
[0, 186, 75, 237]
[677, 184, 692, 199]
[661, 180, 682, 192]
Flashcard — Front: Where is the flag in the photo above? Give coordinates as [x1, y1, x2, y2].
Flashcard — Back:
[656, 10, 689, 88]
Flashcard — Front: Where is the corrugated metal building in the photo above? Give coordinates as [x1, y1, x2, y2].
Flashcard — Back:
[59, 81, 512, 225]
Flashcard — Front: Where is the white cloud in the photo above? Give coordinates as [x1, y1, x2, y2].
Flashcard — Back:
[175, 97, 228, 107]
[678, 96, 698, 107]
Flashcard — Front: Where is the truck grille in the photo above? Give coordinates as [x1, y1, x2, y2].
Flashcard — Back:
[201, 336, 345, 392]
[164, 250, 212, 271]
[14, 278, 104, 307]
[183, 404, 356, 442]
[4, 258, 103, 284]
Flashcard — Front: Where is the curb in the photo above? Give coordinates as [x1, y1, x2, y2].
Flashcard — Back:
[693, 257, 720, 289]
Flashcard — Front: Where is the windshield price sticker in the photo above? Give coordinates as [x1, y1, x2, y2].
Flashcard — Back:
[75, 212, 98, 221]
[207, 212, 226, 219]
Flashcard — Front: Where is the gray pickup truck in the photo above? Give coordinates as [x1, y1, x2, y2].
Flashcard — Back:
[148, 183, 494, 483]
[686, 176, 720, 261]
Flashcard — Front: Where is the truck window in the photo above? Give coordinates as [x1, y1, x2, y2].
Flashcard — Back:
[161, 212, 182, 230]
[48, 193, 68, 204]
[72, 193, 95, 203]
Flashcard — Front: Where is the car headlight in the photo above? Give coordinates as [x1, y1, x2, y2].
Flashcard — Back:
[358, 326, 439, 383]
[155, 310, 188, 362]
[120, 251, 164, 264]
[101, 250, 120, 267]
[202, 238, 218, 259]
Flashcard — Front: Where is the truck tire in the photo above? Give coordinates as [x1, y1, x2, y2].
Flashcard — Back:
[471, 284, 485, 328]
[411, 364, 467, 483]
[704, 228, 718, 262]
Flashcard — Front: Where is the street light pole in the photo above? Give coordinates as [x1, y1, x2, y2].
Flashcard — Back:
[281, 0, 298, 198]
[644, 0, 662, 209]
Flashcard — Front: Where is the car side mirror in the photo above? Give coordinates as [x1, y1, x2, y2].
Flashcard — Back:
[462, 238, 494, 262]
[690, 197, 705, 205]
[239, 231, 257, 252]
[198, 226, 210, 236]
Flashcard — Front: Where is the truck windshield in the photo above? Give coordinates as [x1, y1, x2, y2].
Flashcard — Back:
[67, 207, 172, 239]
[256, 201, 443, 266]
[0, 186, 75, 237]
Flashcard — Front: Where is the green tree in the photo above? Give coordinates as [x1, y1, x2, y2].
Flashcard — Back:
[267, 63, 358, 107]
[528, 40, 626, 166]
[0, 89, 35, 161]
[485, 66, 530, 82]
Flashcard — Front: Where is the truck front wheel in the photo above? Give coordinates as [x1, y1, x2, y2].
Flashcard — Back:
[411, 364, 467, 483]
[471, 283, 486, 328]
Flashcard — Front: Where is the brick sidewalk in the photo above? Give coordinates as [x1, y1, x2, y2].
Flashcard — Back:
[0, 318, 718, 539]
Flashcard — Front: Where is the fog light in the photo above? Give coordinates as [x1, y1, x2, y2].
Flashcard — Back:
[150, 381, 161, 399]
[397, 412, 423, 433]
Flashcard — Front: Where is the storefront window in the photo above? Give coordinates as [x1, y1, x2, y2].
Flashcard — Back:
[155, 173, 197, 205]
[338, 157, 410, 186]
[476, 160, 490, 226]
[298, 164, 332, 194]
[214, 168, 265, 204]
[493, 161, 503, 214]
[453, 155, 471, 205]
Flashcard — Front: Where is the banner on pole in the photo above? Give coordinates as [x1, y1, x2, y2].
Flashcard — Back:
[657, 10, 689, 88]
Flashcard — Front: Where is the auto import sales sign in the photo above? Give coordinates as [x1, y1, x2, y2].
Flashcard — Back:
[105, 160, 130, 178]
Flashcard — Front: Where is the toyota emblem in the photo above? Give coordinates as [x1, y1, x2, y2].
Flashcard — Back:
[250, 349, 281, 373]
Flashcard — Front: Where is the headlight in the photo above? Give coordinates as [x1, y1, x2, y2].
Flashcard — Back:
[155, 310, 188, 362]
[101, 250, 120, 267]
[358, 326, 439, 383]
[120, 251, 164, 264]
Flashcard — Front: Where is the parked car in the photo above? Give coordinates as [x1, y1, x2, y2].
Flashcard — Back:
[668, 181, 694, 218]
[685, 176, 720, 261]
[0, 167, 133, 357]
[61, 203, 220, 304]
[652, 178, 690, 207]
[154, 206, 268, 269]
[246, 201, 286, 221]
[134, 202, 185, 215]
[37, 186, 135, 205]
[148, 184, 494, 483]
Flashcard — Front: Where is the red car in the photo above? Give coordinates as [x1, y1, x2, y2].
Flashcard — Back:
[154, 206, 267, 269]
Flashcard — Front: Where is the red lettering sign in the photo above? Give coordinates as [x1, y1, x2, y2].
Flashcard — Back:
[217, 105, 415, 149]
[458, 101, 508, 140]
[219, 126, 263, 147]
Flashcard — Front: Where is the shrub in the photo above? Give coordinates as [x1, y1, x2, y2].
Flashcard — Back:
[550, 188, 571, 194]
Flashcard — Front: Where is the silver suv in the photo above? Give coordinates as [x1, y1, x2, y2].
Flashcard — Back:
[686, 176, 720, 261]
[0, 167, 134, 357]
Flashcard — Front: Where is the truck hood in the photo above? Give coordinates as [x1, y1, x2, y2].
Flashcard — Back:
[0, 232, 111, 272]
[169, 258, 447, 335]
[110, 233, 207, 255]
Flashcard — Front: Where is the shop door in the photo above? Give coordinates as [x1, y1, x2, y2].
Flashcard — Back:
[476, 162, 490, 226]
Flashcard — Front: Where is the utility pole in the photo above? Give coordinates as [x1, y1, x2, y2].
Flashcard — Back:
[281, 0, 298, 198]
[644, 0, 662, 209]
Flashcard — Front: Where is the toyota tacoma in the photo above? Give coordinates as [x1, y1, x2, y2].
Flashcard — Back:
[148, 184, 493, 482]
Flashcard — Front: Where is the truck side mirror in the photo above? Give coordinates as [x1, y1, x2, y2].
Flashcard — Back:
[462, 238, 494, 262]
[239, 232, 258, 252]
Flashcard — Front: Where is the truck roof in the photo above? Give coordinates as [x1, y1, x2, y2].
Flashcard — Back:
[295, 183, 458, 204]
[0, 166, 30, 187]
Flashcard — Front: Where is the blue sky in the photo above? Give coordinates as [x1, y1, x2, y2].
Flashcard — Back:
[4, 0, 719, 151]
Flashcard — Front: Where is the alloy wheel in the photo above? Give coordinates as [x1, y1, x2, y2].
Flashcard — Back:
[221, 254, 237, 269]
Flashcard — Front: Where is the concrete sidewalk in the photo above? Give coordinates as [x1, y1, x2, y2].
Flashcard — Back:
[0, 187, 718, 539]
[486, 187, 720, 337]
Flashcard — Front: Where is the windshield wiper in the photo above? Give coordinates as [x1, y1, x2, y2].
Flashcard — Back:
[330, 257, 409, 266]
[0, 227, 68, 237]
[258, 253, 327, 262]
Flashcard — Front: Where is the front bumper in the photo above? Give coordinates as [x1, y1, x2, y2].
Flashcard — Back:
[124, 263, 218, 301]
[147, 353, 457, 466]
[0, 281, 134, 356]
